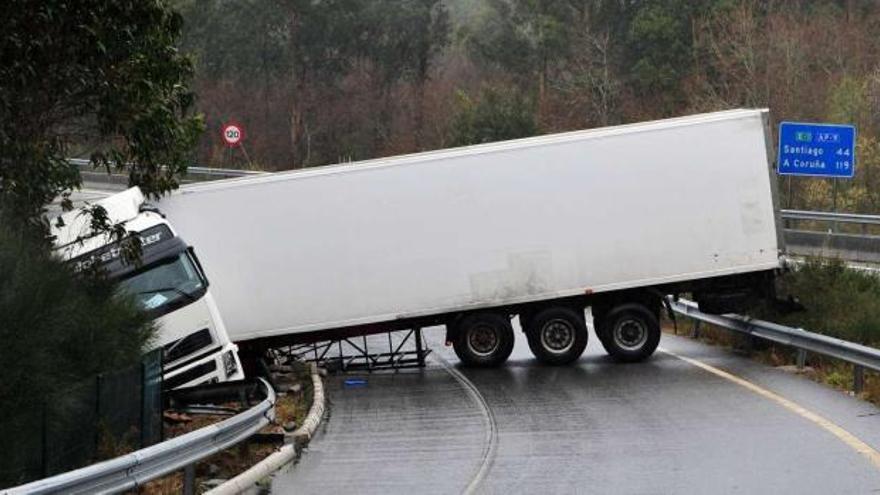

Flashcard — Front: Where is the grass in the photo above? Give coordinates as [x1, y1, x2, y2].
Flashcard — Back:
[667, 257, 880, 404]
[141, 360, 314, 494]
[756, 257, 880, 346]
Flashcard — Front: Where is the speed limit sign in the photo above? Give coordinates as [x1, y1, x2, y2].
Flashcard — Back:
[221, 122, 245, 147]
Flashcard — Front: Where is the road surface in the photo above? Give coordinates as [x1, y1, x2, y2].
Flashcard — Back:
[271, 321, 880, 494]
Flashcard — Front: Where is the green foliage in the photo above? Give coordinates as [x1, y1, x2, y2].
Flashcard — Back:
[0, 0, 204, 236]
[827, 76, 868, 129]
[449, 86, 538, 146]
[362, 0, 450, 86]
[0, 224, 156, 416]
[177, 0, 291, 78]
[760, 258, 880, 345]
[467, 0, 576, 87]
[626, 1, 696, 95]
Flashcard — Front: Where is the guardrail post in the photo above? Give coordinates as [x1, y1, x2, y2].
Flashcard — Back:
[183, 464, 196, 495]
[796, 349, 807, 370]
[744, 335, 755, 356]
[854, 365, 865, 395]
[691, 320, 701, 339]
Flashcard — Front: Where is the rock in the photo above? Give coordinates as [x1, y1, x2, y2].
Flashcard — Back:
[206, 463, 221, 477]
[276, 382, 303, 394]
[270, 364, 294, 373]
[199, 479, 228, 491]
[293, 430, 311, 446]
[776, 364, 815, 375]
[283, 420, 298, 432]
[163, 411, 192, 423]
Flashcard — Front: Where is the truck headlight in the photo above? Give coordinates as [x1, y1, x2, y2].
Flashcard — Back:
[222, 350, 238, 377]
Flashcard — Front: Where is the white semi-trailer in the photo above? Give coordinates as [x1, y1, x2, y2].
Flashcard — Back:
[159, 109, 783, 367]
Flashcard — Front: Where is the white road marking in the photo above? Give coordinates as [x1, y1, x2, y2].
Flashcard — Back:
[431, 353, 498, 494]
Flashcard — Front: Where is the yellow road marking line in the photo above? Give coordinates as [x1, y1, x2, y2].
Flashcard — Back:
[660, 347, 880, 470]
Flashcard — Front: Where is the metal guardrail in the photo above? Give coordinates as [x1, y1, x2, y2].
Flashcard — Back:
[69, 158, 264, 179]
[6, 378, 276, 495]
[669, 298, 880, 393]
[781, 209, 880, 226]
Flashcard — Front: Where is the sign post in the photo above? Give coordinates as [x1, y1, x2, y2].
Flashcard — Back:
[220, 121, 252, 166]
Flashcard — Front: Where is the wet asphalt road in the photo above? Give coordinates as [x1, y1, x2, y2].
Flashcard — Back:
[271, 320, 880, 494]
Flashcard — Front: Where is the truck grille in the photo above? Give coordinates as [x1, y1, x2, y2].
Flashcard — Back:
[164, 360, 217, 390]
[163, 329, 212, 364]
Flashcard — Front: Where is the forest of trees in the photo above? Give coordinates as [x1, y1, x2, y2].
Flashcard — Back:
[177, 0, 880, 212]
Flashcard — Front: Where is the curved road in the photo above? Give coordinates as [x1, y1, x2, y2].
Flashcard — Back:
[271, 319, 880, 494]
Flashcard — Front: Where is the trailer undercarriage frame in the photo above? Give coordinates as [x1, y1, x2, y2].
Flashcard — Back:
[271, 327, 430, 372]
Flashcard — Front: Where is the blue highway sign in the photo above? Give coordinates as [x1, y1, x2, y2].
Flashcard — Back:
[778, 122, 856, 178]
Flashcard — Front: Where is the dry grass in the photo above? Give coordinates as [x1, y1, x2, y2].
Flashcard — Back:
[140, 361, 313, 494]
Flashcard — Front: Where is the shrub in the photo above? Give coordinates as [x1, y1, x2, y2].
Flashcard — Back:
[448, 86, 538, 147]
[0, 222, 156, 416]
[758, 258, 880, 345]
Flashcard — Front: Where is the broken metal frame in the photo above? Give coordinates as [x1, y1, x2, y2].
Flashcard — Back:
[272, 328, 430, 372]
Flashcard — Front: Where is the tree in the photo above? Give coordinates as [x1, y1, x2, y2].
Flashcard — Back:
[467, 0, 575, 102]
[0, 0, 204, 237]
[361, 0, 450, 148]
[0, 221, 155, 418]
[626, 1, 702, 104]
[448, 86, 538, 146]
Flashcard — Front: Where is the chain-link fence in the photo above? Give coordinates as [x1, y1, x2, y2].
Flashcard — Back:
[0, 349, 163, 489]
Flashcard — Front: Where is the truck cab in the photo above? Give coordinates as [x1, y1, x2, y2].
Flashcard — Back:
[52, 187, 244, 389]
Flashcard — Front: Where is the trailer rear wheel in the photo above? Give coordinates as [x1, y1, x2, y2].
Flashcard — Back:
[598, 303, 660, 362]
[524, 307, 588, 365]
[452, 312, 515, 367]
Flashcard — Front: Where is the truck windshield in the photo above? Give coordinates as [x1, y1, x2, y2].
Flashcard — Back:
[118, 252, 206, 315]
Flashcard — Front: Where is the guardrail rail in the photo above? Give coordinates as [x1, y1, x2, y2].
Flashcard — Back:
[6, 378, 275, 495]
[69, 158, 264, 180]
[781, 209, 880, 226]
[670, 298, 880, 394]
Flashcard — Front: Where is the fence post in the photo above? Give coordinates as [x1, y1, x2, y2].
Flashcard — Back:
[95, 373, 103, 452]
[183, 464, 196, 495]
[41, 401, 48, 478]
[140, 360, 146, 448]
[854, 365, 865, 395]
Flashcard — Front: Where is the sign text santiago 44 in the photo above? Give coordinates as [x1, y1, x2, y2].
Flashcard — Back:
[778, 122, 856, 178]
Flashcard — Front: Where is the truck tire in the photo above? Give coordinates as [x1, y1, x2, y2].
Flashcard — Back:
[453, 312, 515, 367]
[524, 307, 588, 365]
[598, 303, 660, 362]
